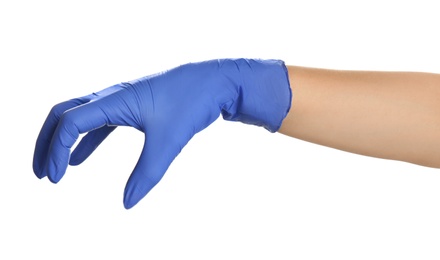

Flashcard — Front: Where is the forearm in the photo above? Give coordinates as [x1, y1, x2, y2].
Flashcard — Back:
[279, 65, 440, 168]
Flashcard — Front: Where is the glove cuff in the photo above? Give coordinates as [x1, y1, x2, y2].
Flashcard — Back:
[219, 58, 292, 132]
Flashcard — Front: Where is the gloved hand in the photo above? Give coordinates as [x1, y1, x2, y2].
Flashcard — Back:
[33, 58, 292, 209]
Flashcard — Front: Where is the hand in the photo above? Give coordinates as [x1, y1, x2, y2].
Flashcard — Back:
[33, 59, 291, 209]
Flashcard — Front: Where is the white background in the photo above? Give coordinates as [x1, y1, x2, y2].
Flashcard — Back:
[1, 0, 440, 259]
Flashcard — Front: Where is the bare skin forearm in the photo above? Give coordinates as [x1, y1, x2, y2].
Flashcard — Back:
[278, 65, 440, 168]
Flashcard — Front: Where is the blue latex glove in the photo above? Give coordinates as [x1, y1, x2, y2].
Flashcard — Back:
[33, 58, 292, 209]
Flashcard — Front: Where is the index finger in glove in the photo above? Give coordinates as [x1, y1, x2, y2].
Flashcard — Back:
[33, 98, 90, 179]
[33, 84, 126, 179]
[45, 88, 142, 183]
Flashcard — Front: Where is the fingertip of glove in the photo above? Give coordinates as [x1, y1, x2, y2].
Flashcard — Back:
[123, 195, 138, 210]
[34, 172, 46, 179]
[47, 171, 62, 184]
[69, 148, 88, 166]
[32, 162, 46, 179]
[68, 157, 82, 166]
[33, 168, 45, 179]
[123, 201, 135, 210]
[123, 189, 139, 209]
